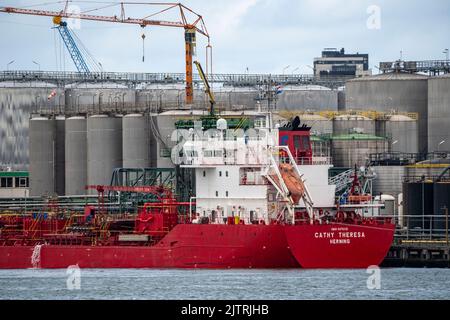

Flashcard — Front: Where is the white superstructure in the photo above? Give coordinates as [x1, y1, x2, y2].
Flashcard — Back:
[180, 114, 336, 224]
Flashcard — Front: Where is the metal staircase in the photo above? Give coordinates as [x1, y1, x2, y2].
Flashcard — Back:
[329, 169, 355, 194]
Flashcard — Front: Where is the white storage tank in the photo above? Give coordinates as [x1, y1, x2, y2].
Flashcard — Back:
[122, 114, 151, 168]
[87, 115, 123, 190]
[65, 116, 87, 195]
[376, 114, 419, 153]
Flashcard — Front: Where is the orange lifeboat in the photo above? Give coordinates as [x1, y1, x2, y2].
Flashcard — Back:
[270, 163, 305, 204]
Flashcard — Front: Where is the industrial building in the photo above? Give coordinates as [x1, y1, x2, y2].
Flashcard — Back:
[313, 48, 371, 78]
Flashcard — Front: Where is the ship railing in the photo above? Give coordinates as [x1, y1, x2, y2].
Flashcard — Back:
[280, 156, 332, 165]
[403, 175, 450, 183]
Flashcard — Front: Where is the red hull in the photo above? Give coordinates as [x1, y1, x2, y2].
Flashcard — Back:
[0, 224, 299, 269]
[0, 223, 395, 269]
[285, 223, 395, 269]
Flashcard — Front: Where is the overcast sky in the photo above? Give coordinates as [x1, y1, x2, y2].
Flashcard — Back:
[0, 0, 449, 74]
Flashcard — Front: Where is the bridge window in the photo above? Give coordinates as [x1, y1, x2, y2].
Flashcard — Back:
[0, 177, 13, 188]
[15, 177, 29, 188]
[294, 135, 301, 149]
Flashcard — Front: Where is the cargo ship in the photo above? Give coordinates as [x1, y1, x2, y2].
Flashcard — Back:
[0, 114, 394, 269]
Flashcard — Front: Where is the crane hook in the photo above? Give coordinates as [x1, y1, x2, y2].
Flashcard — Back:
[141, 32, 146, 62]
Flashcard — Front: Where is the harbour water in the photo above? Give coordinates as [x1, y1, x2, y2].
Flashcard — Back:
[0, 268, 449, 300]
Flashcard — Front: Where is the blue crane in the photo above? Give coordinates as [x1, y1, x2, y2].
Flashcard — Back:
[54, 21, 91, 73]
[52, 16, 102, 74]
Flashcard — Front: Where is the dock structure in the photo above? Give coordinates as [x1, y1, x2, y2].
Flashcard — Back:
[383, 241, 450, 268]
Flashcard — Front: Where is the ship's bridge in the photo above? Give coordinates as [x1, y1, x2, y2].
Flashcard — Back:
[181, 128, 276, 167]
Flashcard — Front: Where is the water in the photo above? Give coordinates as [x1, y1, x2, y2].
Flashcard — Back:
[0, 268, 449, 300]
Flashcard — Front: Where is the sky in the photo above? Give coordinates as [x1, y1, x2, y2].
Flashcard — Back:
[0, 0, 449, 74]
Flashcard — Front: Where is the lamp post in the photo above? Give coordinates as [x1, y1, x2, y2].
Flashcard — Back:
[76, 94, 81, 114]
[35, 95, 41, 113]
[391, 140, 398, 152]
[122, 92, 127, 112]
[438, 140, 445, 152]
[6, 60, 15, 71]
[282, 65, 290, 75]
[58, 92, 65, 115]
[92, 93, 97, 113]
[98, 92, 103, 113]
[32, 60, 40, 72]
[291, 67, 299, 75]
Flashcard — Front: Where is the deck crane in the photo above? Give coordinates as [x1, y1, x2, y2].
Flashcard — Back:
[194, 60, 215, 115]
[0, 2, 211, 105]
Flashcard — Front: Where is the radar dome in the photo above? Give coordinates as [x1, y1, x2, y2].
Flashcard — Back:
[216, 118, 228, 130]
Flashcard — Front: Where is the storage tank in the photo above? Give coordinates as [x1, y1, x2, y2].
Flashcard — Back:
[299, 114, 333, 136]
[29, 116, 55, 196]
[331, 133, 388, 167]
[433, 182, 450, 233]
[0, 87, 60, 171]
[122, 114, 151, 168]
[428, 74, 450, 152]
[333, 114, 375, 135]
[372, 166, 405, 200]
[337, 90, 346, 111]
[65, 116, 87, 195]
[345, 72, 428, 152]
[276, 88, 338, 111]
[154, 111, 180, 168]
[87, 115, 123, 190]
[402, 181, 434, 230]
[376, 114, 419, 153]
[55, 116, 65, 195]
